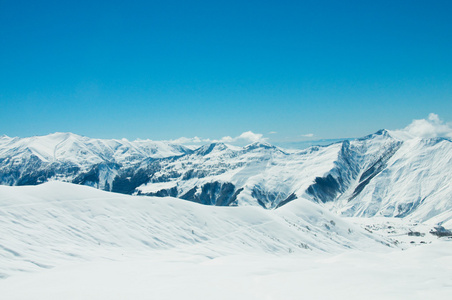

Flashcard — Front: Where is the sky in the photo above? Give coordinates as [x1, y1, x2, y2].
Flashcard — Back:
[1, 0, 452, 144]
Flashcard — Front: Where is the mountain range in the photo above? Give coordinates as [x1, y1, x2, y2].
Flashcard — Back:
[1, 130, 451, 224]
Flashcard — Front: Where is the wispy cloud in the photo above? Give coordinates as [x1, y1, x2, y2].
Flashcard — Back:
[169, 136, 211, 144]
[169, 131, 268, 145]
[269, 131, 277, 134]
[300, 133, 314, 138]
[394, 113, 452, 139]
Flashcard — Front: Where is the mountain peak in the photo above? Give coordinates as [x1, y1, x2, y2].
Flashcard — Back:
[45, 132, 82, 138]
[243, 142, 277, 151]
[374, 129, 390, 136]
[194, 142, 231, 155]
[357, 129, 392, 142]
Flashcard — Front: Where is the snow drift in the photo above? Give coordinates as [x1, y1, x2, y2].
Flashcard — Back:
[0, 181, 389, 279]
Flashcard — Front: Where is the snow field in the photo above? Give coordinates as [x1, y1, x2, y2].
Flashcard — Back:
[1, 182, 451, 299]
[1, 242, 451, 300]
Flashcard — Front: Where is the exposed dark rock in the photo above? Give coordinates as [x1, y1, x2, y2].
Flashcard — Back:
[429, 226, 452, 237]
[395, 197, 425, 218]
[112, 169, 150, 195]
[307, 175, 341, 203]
[251, 186, 288, 208]
[276, 193, 298, 208]
[306, 141, 360, 203]
[227, 188, 244, 206]
[143, 187, 179, 197]
[180, 187, 197, 202]
[215, 183, 236, 206]
[349, 142, 402, 201]
[407, 231, 425, 237]
[73, 162, 121, 190]
[180, 182, 237, 206]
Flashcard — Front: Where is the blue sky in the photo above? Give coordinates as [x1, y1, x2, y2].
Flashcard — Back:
[1, 0, 451, 143]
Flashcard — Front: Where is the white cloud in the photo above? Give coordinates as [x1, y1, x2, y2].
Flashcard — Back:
[269, 131, 277, 134]
[394, 113, 452, 139]
[168, 131, 268, 145]
[217, 136, 234, 143]
[169, 136, 211, 144]
[214, 131, 268, 144]
[237, 131, 267, 143]
[300, 133, 314, 138]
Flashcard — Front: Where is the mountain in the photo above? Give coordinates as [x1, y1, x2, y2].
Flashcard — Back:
[1, 130, 451, 224]
[1, 143, 452, 299]
[0, 181, 390, 279]
[0, 132, 192, 189]
[332, 132, 452, 223]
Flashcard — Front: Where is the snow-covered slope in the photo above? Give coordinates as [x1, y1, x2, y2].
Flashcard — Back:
[0, 182, 390, 279]
[136, 142, 341, 208]
[2, 182, 452, 300]
[1, 130, 451, 224]
[0, 132, 191, 163]
[333, 134, 452, 223]
[0, 133, 192, 188]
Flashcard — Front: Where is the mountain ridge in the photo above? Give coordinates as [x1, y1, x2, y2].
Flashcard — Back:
[1, 130, 451, 224]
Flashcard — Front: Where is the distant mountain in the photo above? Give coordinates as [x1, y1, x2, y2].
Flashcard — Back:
[0, 132, 192, 189]
[1, 130, 451, 223]
[273, 137, 353, 150]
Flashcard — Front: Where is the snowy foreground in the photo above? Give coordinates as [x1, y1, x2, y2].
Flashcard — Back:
[1, 182, 451, 299]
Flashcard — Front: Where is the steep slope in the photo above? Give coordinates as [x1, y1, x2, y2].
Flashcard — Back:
[304, 130, 452, 223]
[1, 131, 452, 224]
[334, 136, 452, 223]
[0, 182, 389, 279]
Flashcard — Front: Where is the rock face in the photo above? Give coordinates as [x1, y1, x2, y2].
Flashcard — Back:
[1, 131, 452, 223]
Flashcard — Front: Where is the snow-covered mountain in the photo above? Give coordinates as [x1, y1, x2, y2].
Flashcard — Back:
[1, 147, 451, 300]
[0, 132, 192, 189]
[0, 181, 390, 279]
[1, 130, 451, 224]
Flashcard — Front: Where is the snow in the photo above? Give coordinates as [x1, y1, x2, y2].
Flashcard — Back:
[1, 182, 452, 299]
[2, 243, 452, 300]
[336, 136, 452, 223]
[136, 142, 343, 207]
[135, 181, 178, 193]
[2, 130, 452, 223]
[0, 132, 191, 165]
[0, 182, 389, 278]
